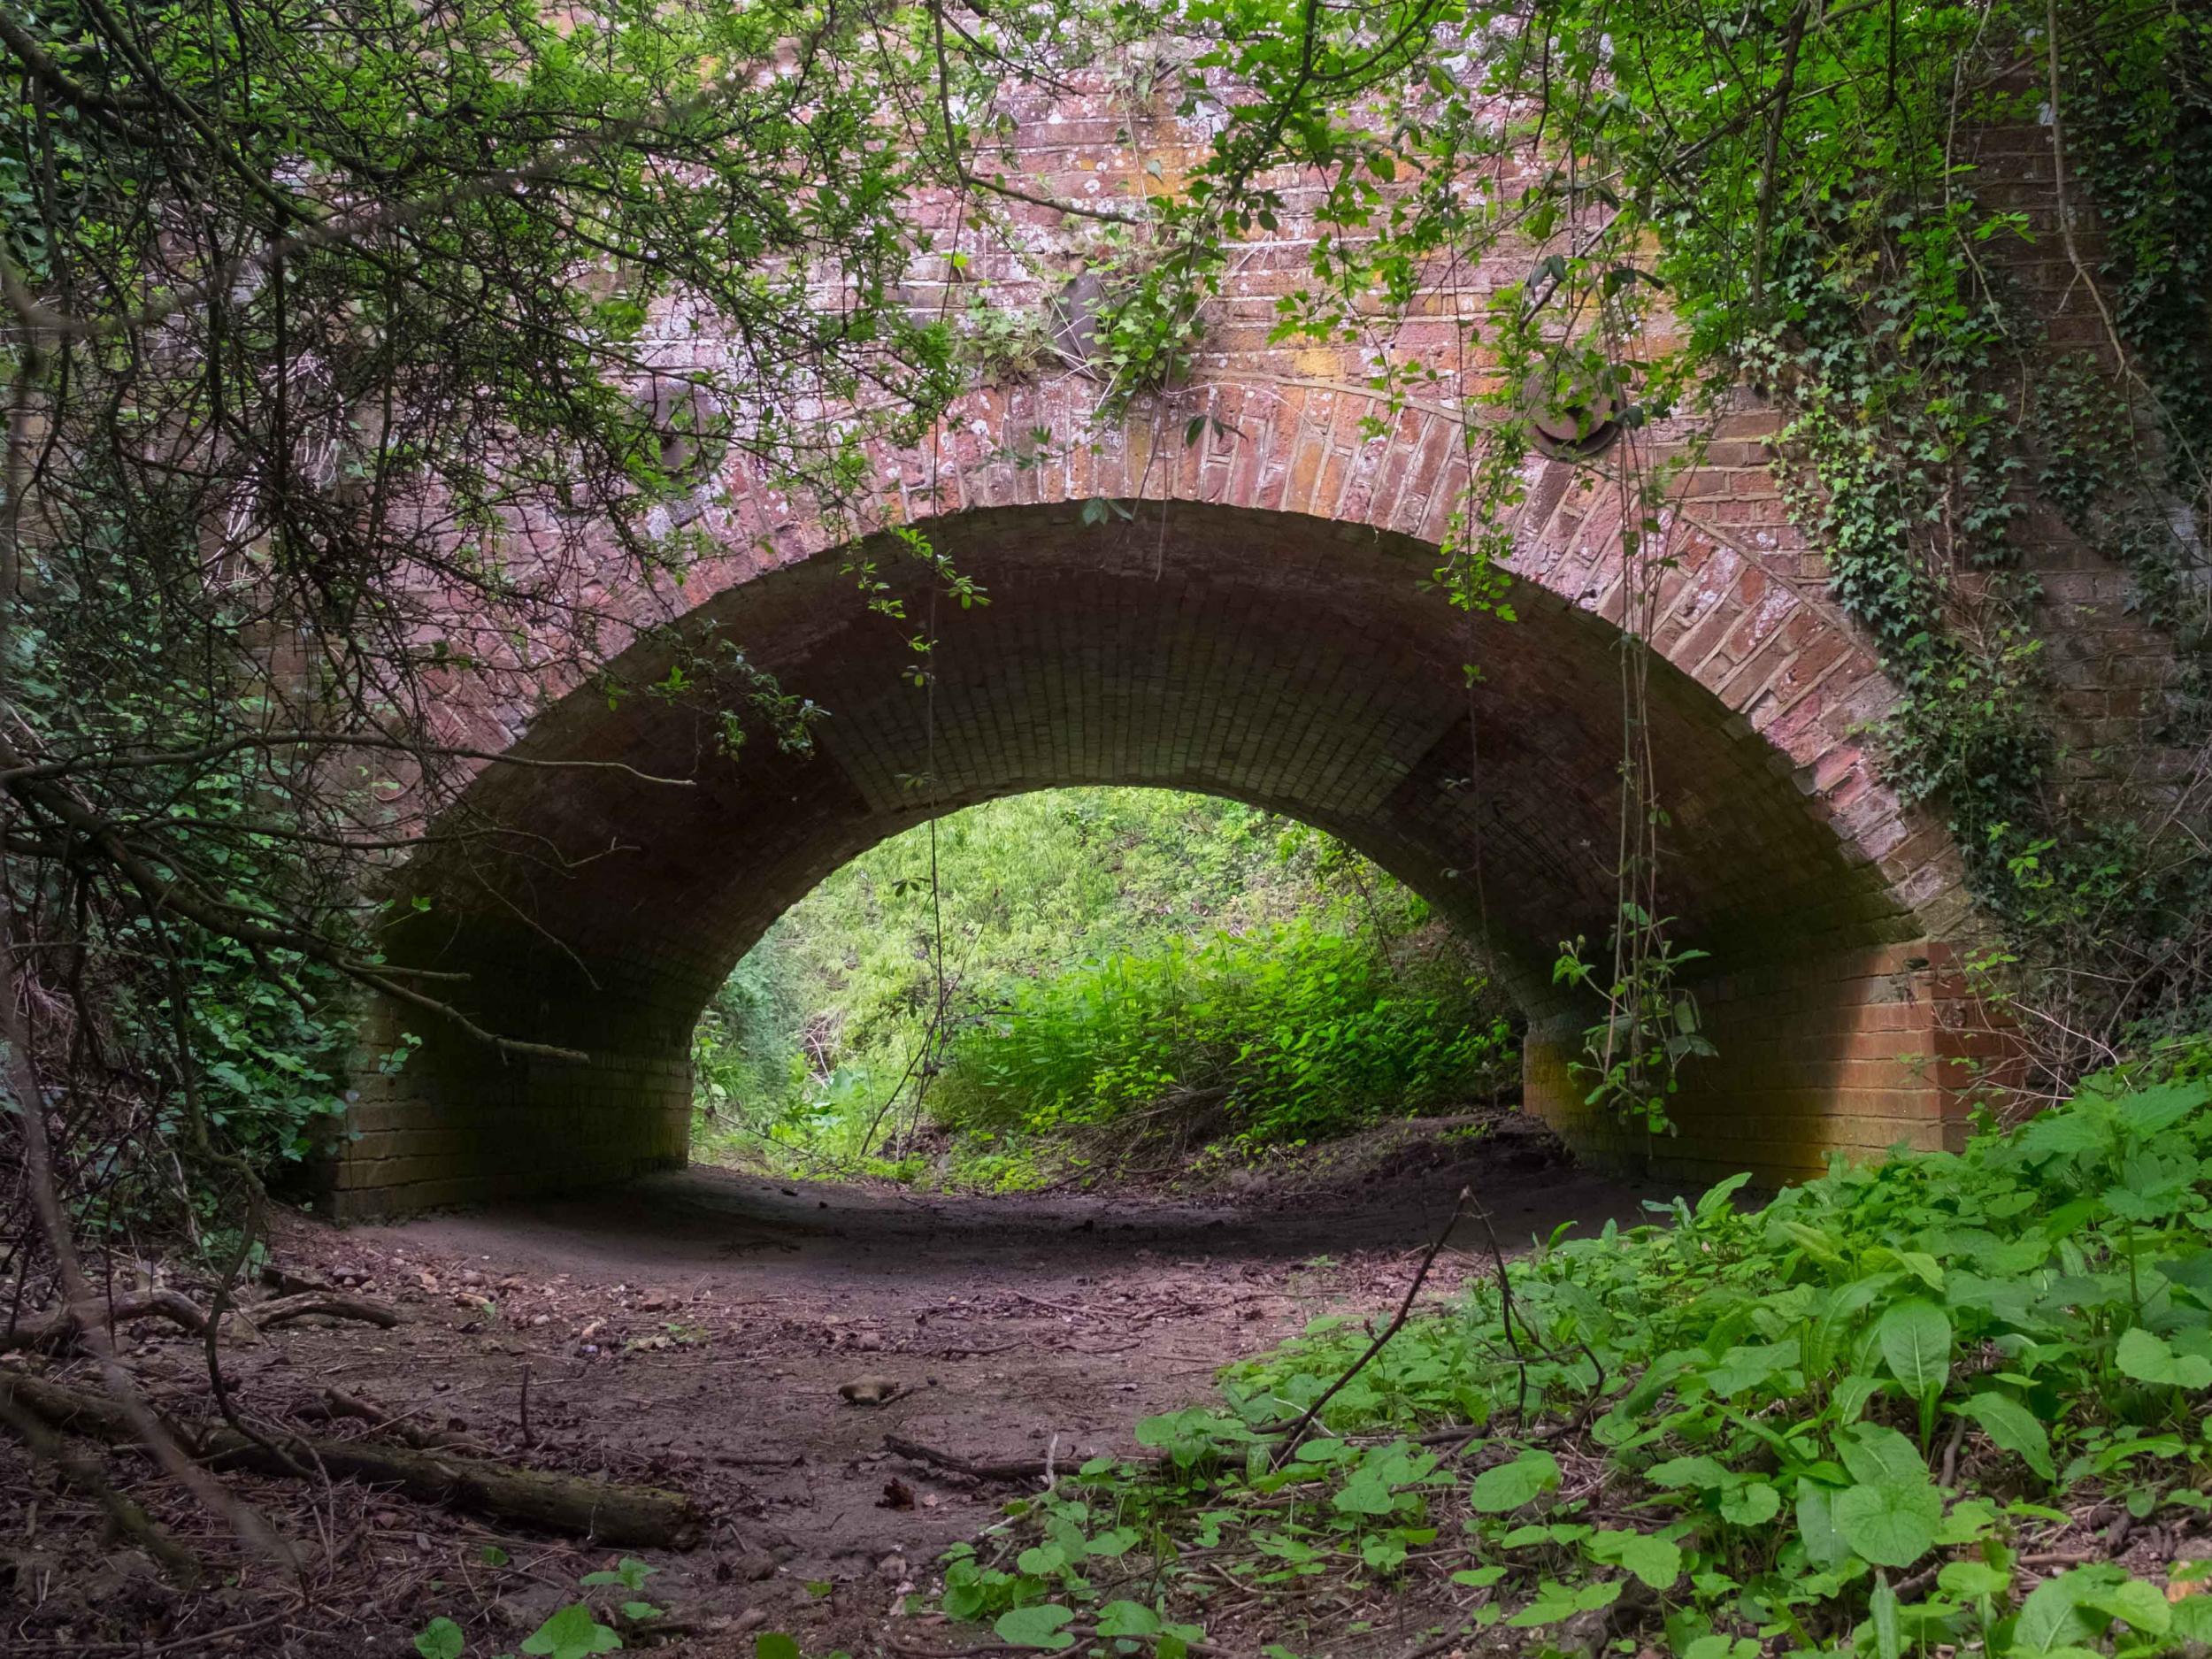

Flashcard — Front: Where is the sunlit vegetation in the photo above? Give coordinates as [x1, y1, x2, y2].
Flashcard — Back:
[690, 790, 1515, 1188]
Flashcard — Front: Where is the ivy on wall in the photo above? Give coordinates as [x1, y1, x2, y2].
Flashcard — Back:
[1031, 0, 2212, 1098]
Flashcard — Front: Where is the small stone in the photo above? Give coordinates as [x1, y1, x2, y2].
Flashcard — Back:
[529, 1313, 550, 1327]
[733, 1609, 769, 1633]
[876, 1553, 908, 1582]
[839, 1376, 902, 1407]
[638, 1289, 674, 1311]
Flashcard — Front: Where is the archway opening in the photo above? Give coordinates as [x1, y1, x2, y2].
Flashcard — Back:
[687, 786, 1522, 1193]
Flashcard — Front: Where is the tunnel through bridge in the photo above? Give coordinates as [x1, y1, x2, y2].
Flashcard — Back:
[341, 473, 1989, 1218]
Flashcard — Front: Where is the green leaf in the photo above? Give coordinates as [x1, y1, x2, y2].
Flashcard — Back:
[1869, 1572, 1902, 1659]
[755, 1637, 802, 1659]
[993, 1605, 1076, 1651]
[1797, 1482, 1850, 1572]
[1469, 1448, 1561, 1513]
[1834, 1479, 1942, 1567]
[580, 1558, 655, 1592]
[2116, 1326, 2212, 1389]
[2116, 1078, 2210, 1138]
[2015, 1569, 2118, 1654]
[1718, 1481, 1781, 1526]
[1647, 1454, 1734, 1491]
[1955, 1389, 2056, 1480]
[1096, 1601, 1161, 1637]
[416, 1618, 465, 1659]
[1333, 1467, 1400, 1515]
[1938, 1559, 2013, 1598]
[1587, 1530, 1682, 1590]
[1878, 1299, 1953, 1395]
[1839, 1425, 1926, 1486]
[519, 1605, 622, 1659]
[2083, 1578, 2171, 1635]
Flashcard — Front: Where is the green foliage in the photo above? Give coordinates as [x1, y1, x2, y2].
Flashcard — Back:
[934, 918, 1511, 1149]
[933, 1054, 2212, 1654]
[692, 788, 1512, 1184]
[520, 1604, 622, 1659]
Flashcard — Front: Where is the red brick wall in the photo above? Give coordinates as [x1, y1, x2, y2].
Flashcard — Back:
[319, 79, 2177, 1216]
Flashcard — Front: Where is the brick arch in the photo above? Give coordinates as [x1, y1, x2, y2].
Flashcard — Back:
[328, 377, 1994, 1217]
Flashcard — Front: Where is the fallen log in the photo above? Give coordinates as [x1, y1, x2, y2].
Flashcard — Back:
[2, 1372, 705, 1548]
[3, 1287, 398, 1351]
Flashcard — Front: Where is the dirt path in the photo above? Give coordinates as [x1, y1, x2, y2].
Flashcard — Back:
[5, 1119, 1663, 1656]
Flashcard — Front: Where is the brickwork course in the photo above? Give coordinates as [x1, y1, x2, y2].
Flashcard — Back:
[329, 78, 2179, 1218]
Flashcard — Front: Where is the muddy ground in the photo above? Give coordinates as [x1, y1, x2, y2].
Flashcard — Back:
[2, 1115, 1665, 1657]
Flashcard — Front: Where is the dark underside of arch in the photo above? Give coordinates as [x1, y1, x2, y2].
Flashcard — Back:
[334, 503, 1975, 1217]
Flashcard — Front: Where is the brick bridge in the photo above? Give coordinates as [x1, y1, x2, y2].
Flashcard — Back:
[326, 88, 2132, 1218]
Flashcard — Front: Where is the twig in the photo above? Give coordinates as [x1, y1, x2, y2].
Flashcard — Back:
[884, 1434, 1050, 1482]
[0, 1387, 201, 1583]
[1263, 1187, 1469, 1463]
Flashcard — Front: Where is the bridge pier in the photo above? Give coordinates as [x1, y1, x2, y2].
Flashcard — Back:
[326, 1002, 690, 1220]
[1523, 940, 1998, 1189]
[321, 937, 2000, 1218]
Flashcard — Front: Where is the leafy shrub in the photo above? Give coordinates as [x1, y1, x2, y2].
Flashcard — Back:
[933, 919, 1514, 1148]
[941, 1047, 2212, 1655]
[692, 788, 1513, 1181]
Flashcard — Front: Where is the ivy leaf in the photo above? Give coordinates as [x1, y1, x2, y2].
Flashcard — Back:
[994, 1605, 1077, 1651]
[1834, 1479, 1942, 1567]
[1878, 1299, 1952, 1395]
[1469, 1448, 1560, 1513]
[754, 1637, 801, 1659]
[1955, 1389, 2056, 1480]
[415, 1618, 465, 1659]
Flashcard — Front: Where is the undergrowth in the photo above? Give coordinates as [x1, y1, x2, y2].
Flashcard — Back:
[691, 789, 1513, 1188]
[917, 1046, 2212, 1657]
[933, 919, 1513, 1154]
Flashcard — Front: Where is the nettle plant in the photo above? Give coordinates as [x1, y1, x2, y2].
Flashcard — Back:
[927, 1054, 2212, 1655]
